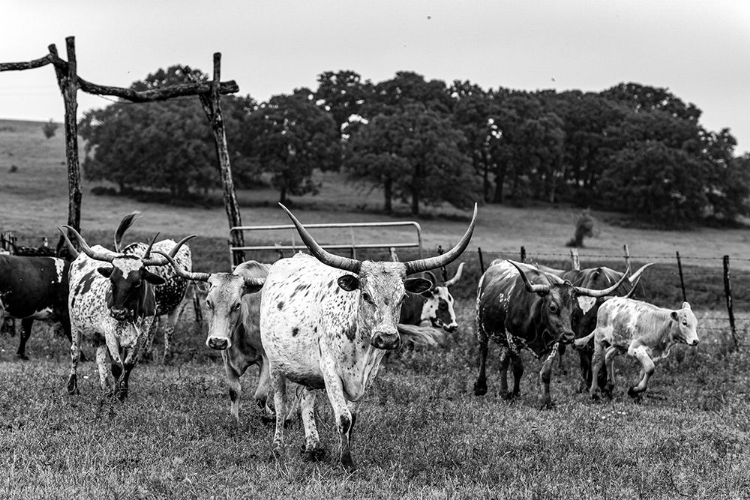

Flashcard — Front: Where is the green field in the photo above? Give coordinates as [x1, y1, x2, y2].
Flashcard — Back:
[2, 119, 750, 498]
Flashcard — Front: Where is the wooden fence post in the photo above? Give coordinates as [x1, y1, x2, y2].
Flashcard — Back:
[722, 255, 739, 349]
[195, 53, 245, 266]
[570, 248, 580, 270]
[520, 246, 526, 263]
[623, 244, 631, 269]
[676, 251, 687, 302]
[478, 247, 485, 274]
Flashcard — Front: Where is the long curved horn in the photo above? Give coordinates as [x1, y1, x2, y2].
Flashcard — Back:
[279, 203, 361, 274]
[143, 235, 196, 267]
[62, 225, 119, 263]
[143, 232, 160, 260]
[57, 227, 80, 259]
[508, 260, 550, 294]
[628, 262, 654, 284]
[404, 204, 478, 275]
[153, 250, 210, 282]
[575, 265, 631, 298]
[444, 262, 465, 287]
[113, 211, 139, 252]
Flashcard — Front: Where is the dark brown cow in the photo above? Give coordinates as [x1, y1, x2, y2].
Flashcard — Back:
[473, 260, 629, 408]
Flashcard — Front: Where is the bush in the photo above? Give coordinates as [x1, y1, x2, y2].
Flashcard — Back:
[42, 119, 58, 139]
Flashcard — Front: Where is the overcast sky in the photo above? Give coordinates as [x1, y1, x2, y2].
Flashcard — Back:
[2, 0, 749, 154]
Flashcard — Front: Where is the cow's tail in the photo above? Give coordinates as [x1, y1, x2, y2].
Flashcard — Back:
[397, 324, 444, 347]
[572, 331, 595, 352]
[114, 211, 140, 252]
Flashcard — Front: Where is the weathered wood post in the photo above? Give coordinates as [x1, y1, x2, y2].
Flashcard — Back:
[623, 244, 631, 269]
[477, 247, 485, 274]
[520, 246, 526, 263]
[722, 255, 739, 349]
[570, 248, 580, 270]
[195, 53, 245, 266]
[676, 251, 687, 302]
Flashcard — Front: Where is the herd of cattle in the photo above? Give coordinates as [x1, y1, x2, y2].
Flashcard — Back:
[0, 204, 700, 470]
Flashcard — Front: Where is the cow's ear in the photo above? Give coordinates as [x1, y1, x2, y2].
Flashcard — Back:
[670, 311, 679, 321]
[143, 270, 166, 286]
[405, 277, 432, 294]
[338, 274, 360, 291]
[97, 267, 113, 278]
[682, 302, 691, 310]
[243, 282, 264, 295]
[421, 290, 434, 298]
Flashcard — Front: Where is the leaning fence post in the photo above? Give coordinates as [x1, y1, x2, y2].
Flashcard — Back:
[676, 251, 687, 302]
[722, 255, 739, 349]
[520, 246, 526, 263]
[478, 247, 485, 274]
[570, 248, 580, 270]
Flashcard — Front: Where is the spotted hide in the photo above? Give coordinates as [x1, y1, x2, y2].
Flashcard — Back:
[60, 225, 188, 400]
[575, 298, 698, 400]
[260, 203, 476, 470]
[398, 264, 464, 333]
[473, 260, 629, 408]
[114, 212, 193, 363]
[156, 249, 272, 423]
[0, 254, 71, 359]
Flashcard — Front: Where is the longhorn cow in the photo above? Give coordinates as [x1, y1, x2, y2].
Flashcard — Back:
[575, 298, 698, 399]
[390, 248, 464, 333]
[0, 254, 71, 359]
[114, 212, 193, 363]
[260, 204, 477, 470]
[60, 225, 190, 400]
[473, 259, 629, 408]
[155, 248, 271, 423]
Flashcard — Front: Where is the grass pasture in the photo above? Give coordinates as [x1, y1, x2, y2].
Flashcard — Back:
[1, 301, 749, 499]
[2, 118, 750, 497]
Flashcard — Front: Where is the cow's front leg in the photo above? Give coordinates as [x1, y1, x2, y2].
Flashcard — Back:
[96, 344, 115, 397]
[473, 328, 489, 396]
[67, 328, 82, 395]
[16, 318, 34, 360]
[539, 342, 559, 409]
[321, 364, 356, 471]
[299, 388, 324, 461]
[627, 345, 655, 398]
[270, 370, 287, 458]
[254, 355, 272, 416]
[223, 354, 243, 424]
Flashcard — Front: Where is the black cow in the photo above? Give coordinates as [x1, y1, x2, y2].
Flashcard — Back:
[0, 254, 71, 359]
[562, 263, 652, 392]
[473, 260, 628, 408]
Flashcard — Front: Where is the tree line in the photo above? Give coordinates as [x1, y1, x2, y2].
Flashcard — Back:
[77, 66, 750, 225]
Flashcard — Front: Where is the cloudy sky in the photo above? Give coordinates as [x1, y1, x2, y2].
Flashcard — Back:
[2, 0, 749, 154]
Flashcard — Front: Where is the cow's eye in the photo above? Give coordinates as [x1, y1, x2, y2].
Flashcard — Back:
[361, 292, 372, 303]
[549, 304, 559, 314]
[232, 302, 241, 312]
[206, 300, 214, 310]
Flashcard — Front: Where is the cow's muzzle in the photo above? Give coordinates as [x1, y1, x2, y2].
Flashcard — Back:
[371, 332, 401, 350]
[560, 331, 576, 344]
[207, 337, 230, 351]
[110, 308, 129, 322]
[689, 339, 700, 347]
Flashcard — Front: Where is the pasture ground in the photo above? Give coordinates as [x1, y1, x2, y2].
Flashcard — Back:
[2, 119, 750, 498]
[1, 303, 749, 499]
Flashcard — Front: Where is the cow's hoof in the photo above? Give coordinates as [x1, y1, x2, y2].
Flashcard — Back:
[590, 391, 601, 401]
[539, 400, 555, 410]
[271, 444, 283, 459]
[340, 454, 356, 473]
[301, 444, 325, 462]
[501, 391, 519, 401]
[260, 414, 276, 426]
[627, 387, 643, 401]
[15, 353, 29, 361]
[473, 381, 487, 396]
